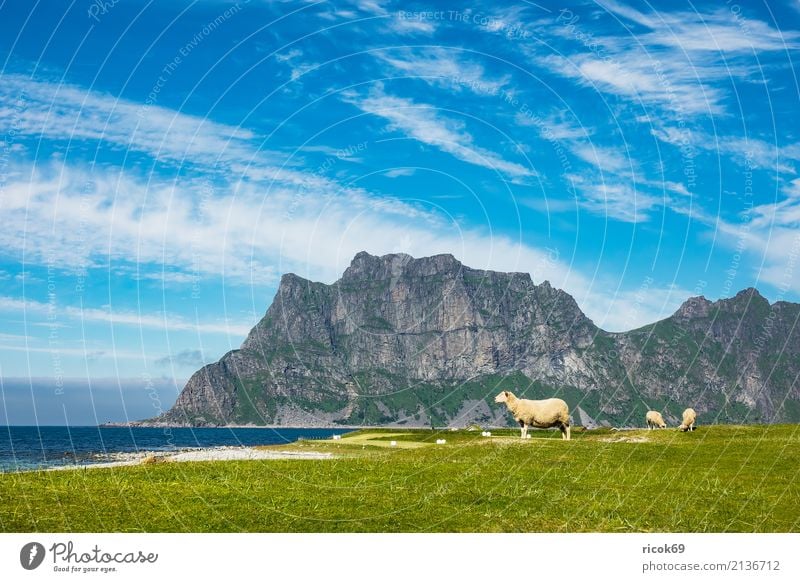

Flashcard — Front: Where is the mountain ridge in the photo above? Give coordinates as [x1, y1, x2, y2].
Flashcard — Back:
[149, 252, 800, 427]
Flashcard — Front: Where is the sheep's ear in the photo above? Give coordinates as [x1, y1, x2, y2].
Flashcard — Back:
[503, 391, 509, 396]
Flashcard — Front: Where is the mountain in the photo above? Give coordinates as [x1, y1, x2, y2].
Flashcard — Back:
[152, 252, 800, 427]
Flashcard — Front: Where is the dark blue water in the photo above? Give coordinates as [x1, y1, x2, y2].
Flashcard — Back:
[0, 426, 351, 472]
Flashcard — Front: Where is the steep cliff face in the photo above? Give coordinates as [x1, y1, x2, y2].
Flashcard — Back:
[156, 252, 800, 427]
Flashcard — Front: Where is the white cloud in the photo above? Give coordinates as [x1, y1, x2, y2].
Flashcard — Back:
[3, 160, 690, 328]
[344, 87, 535, 180]
[652, 125, 799, 175]
[387, 16, 436, 35]
[565, 174, 661, 223]
[663, 181, 692, 197]
[0, 72, 723, 333]
[0, 295, 253, 336]
[542, 2, 800, 117]
[582, 283, 694, 332]
[710, 179, 800, 294]
[0, 75, 266, 169]
[540, 53, 726, 115]
[571, 143, 631, 174]
[383, 167, 416, 178]
[516, 110, 669, 223]
[0, 74, 325, 188]
[598, 0, 800, 53]
[351, 0, 389, 16]
[0, 158, 567, 284]
[275, 49, 303, 63]
[374, 47, 509, 95]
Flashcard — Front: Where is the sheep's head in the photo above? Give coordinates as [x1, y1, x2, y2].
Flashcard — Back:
[659, 422, 667, 429]
[494, 391, 510, 403]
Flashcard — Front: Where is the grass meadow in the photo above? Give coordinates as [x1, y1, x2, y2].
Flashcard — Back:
[1, 425, 798, 532]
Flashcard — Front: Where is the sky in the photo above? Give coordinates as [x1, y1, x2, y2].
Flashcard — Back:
[1, 0, 799, 423]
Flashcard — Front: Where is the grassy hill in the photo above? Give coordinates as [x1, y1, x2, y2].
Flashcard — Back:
[1, 424, 798, 532]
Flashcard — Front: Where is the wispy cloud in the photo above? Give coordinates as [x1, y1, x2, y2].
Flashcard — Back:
[571, 143, 631, 174]
[0, 74, 332, 191]
[516, 110, 669, 222]
[709, 179, 800, 294]
[582, 282, 695, 332]
[543, 1, 800, 117]
[0, 295, 253, 335]
[651, 125, 800, 174]
[598, 0, 800, 52]
[344, 86, 535, 180]
[374, 47, 509, 95]
[0, 157, 574, 289]
[4, 153, 682, 328]
[387, 15, 436, 35]
[383, 167, 416, 178]
[539, 52, 726, 116]
[154, 349, 209, 369]
[565, 173, 661, 223]
[0, 74, 275, 171]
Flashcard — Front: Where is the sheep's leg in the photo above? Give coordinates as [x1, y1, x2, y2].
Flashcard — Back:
[560, 423, 570, 440]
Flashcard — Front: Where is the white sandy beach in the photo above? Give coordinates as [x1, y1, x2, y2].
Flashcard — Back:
[50, 446, 334, 471]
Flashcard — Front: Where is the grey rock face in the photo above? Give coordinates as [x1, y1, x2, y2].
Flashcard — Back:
[154, 252, 800, 427]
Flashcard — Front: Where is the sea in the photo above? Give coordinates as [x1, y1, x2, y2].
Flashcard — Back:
[0, 426, 350, 472]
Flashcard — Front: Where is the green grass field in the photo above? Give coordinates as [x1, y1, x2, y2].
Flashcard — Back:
[1, 425, 799, 532]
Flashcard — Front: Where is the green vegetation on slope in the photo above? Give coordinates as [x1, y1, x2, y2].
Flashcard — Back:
[1, 425, 798, 532]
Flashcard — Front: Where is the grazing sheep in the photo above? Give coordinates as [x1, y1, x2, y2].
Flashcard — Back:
[494, 391, 571, 440]
[679, 408, 697, 432]
[645, 410, 667, 430]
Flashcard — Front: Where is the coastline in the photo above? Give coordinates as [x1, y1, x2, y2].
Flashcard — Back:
[48, 445, 335, 471]
[97, 421, 368, 430]
[99, 422, 433, 429]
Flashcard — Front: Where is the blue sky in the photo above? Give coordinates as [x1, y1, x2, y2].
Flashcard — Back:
[1, 0, 799, 422]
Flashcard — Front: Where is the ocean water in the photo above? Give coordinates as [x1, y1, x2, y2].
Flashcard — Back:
[0, 426, 350, 472]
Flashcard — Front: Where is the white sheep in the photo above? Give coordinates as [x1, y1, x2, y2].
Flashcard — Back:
[679, 408, 697, 432]
[645, 410, 667, 430]
[494, 390, 571, 440]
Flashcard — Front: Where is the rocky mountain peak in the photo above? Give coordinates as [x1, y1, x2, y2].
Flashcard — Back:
[279, 271, 309, 287]
[732, 287, 767, 303]
[341, 251, 463, 281]
[155, 252, 800, 428]
[674, 295, 713, 320]
[718, 287, 771, 317]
